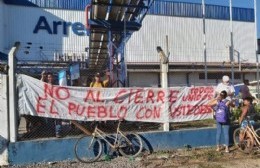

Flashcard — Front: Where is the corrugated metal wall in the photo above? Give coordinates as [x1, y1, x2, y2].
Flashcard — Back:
[4, 5, 88, 60]
[4, 0, 91, 10]
[1, 2, 255, 63]
[233, 21, 256, 62]
[128, 72, 158, 87]
[168, 73, 187, 87]
[4, 0, 254, 23]
[0, 0, 4, 52]
[126, 15, 204, 63]
[125, 15, 255, 63]
[149, 1, 203, 18]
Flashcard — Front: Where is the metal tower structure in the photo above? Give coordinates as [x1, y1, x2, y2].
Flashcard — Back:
[86, 0, 154, 87]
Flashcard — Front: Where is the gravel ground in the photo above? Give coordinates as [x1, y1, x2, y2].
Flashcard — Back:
[7, 147, 260, 168]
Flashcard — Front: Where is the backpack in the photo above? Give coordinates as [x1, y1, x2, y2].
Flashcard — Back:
[215, 100, 229, 123]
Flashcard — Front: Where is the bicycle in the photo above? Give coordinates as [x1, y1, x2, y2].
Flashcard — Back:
[74, 121, 143, 163]
[233, 118, 260, 153]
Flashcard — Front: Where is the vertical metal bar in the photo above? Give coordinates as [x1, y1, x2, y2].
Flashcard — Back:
[202, 0, 207, 85]
[122, 16, 127, 87]
[163, 36, 169, 132]
[108, 31, 113, 86]
[238, 52, 241, 72]
[229, 0, 235, 85]
[166, 35, 169, 57]
[116, 53, 119, 87]
[8, 42, 20, 142]
[254, 0, 259, 97]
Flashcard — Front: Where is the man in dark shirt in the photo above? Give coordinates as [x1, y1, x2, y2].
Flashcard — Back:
[239, 79, 252, 99]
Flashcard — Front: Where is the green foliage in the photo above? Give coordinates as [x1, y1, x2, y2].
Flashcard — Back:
[254, 104, 260, 113]
[231, 107, 242, 121]
[231, 103, 260, 122]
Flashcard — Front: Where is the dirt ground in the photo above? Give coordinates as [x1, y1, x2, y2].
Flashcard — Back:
[9, 146, 260, 168]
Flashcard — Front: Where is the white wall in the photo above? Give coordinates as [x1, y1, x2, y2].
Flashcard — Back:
[4, 5, 89, 60]
[126, 15, 255, 63]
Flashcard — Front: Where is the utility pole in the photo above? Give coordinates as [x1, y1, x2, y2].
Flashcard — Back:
[157, 36, 169, 131]
[202, 0, 207, 85]
[229, 0, 235, 85]
[254, 0, 259, 96]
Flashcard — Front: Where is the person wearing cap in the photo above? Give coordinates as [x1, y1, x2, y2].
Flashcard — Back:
[90, 72, 110, 88]
[215, 75, 235, 100]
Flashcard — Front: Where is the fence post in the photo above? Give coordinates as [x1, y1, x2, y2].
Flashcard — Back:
[0, 74, 9, 165]
[8, 42, 20, 142]
[161, 62, 169, 131]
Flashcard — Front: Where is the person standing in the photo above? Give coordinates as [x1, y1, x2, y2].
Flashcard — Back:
[208, 90, 231, 153]
[239, 79, 252, 100]
[215, 75, 235, 100]
[90, 72, 110, 88]
[239, 96, 256, 128]
[47, 72, 62, 138]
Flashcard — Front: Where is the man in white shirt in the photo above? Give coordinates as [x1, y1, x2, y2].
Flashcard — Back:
[215, 75, 235, 100]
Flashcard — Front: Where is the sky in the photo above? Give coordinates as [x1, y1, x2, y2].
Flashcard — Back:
[169, 0, 260, 38]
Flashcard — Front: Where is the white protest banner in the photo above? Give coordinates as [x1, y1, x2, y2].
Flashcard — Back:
[18, 74, 215, 122]
[168, 87, 215, 122]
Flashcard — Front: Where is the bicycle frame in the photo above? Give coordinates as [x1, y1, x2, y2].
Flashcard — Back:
[90, 122, 132, 150]
[242, 120, 260, 146]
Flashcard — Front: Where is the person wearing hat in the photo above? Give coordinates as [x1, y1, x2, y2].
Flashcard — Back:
[90, 72, 110, 88]
[215, 75, 235, 100]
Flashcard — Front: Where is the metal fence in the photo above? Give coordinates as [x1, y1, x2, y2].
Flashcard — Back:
[13, 57, 258, 141]
[1, 46, 259, 141]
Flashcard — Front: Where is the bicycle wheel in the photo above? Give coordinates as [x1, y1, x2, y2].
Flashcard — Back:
[233, 128, 254, 153]
[74, 136, 102, 163]
[239, 135, 254, 153]
[233, 128, 242, 147]
[118, 133, 143, 158]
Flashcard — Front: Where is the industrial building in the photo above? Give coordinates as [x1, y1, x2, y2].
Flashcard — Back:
[0, 0, 258, 87]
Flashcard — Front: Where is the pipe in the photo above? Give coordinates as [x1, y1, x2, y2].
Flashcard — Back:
[85, 4, 91, 30]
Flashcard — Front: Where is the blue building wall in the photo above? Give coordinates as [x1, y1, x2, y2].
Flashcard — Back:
[8, 126, 239, 165]
[3, 0, 254, 22]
